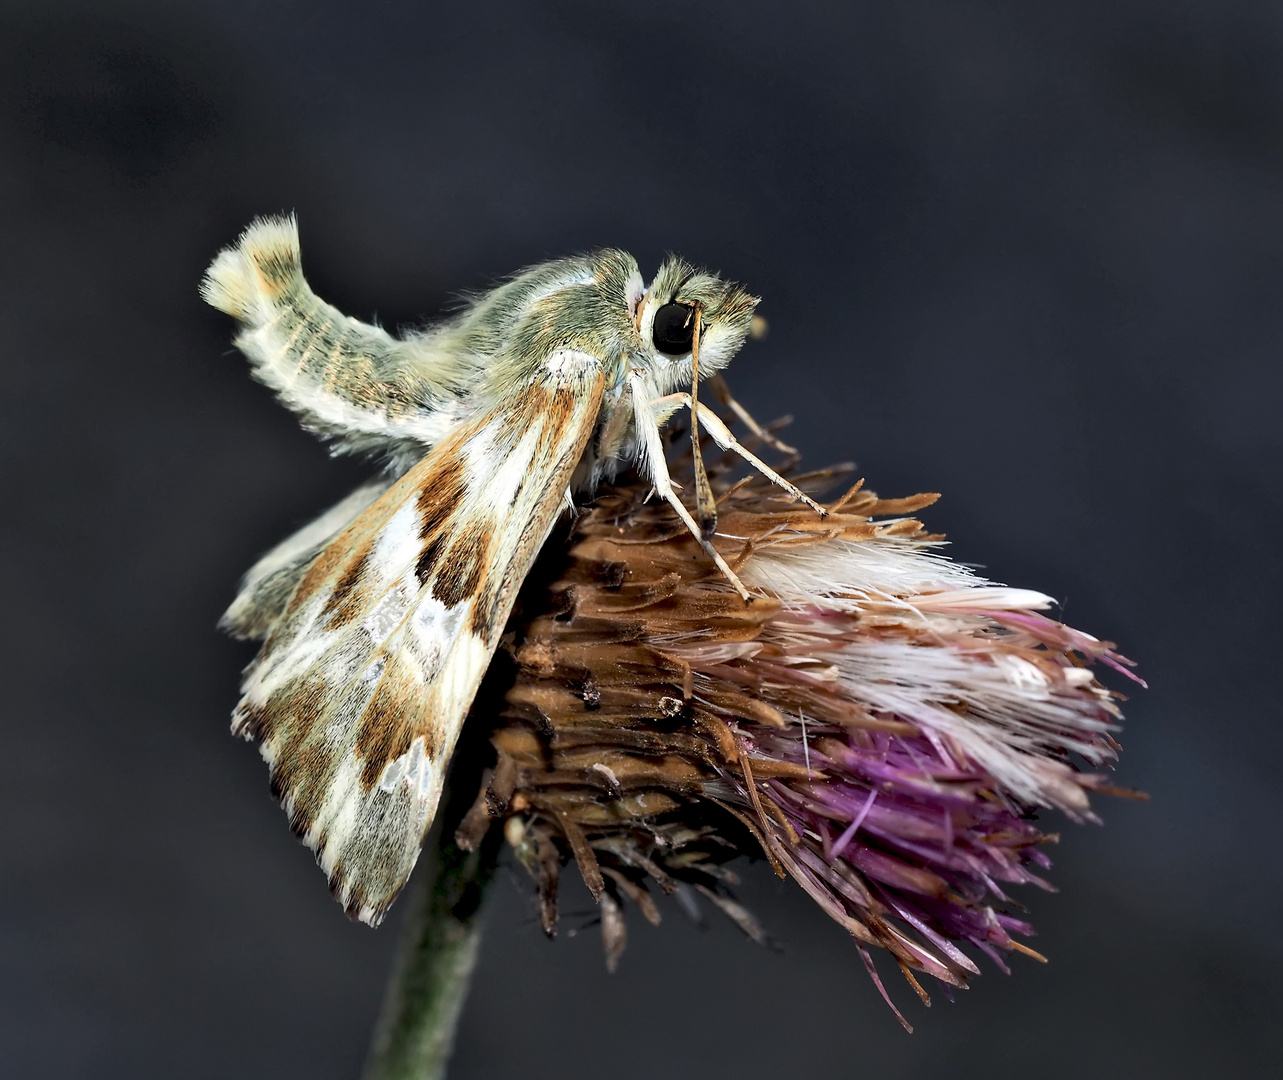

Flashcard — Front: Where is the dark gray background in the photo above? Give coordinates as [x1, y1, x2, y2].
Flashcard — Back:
[2, 1, 1280, 1077]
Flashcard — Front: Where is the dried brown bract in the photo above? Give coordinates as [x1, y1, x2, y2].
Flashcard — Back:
[456, 423, 1139, 1026]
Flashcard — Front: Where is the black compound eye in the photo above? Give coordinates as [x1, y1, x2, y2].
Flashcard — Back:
[651, 301, 696, 355]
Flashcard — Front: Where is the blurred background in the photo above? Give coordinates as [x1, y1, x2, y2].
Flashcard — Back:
[2, 1, 1280, 1077]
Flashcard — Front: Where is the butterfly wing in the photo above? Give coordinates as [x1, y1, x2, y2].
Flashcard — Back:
[222, 478, 393, 642]
[234, 363, 606, 924]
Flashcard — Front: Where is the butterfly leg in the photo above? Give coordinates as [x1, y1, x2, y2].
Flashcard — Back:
[706, 372, 797, 455]
[652, 392, 828, 519]
[630, 374, 751, 601]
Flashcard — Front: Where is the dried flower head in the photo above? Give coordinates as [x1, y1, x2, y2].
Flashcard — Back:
[455, 420, 1140, 1029]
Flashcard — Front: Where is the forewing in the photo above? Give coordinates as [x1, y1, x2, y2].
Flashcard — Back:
[234, 363, 606, 924]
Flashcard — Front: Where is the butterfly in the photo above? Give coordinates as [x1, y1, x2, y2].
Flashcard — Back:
[203, 216, 825, 925]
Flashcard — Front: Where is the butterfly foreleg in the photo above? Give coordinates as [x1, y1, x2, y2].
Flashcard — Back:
[652, 392, 828, 519]
[706, 372, 798, 455]
[630, 375, 751, 601]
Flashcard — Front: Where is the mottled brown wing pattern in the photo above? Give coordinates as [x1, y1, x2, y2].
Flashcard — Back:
[233, 365, 606, 925]
[221, 478, 392, 642]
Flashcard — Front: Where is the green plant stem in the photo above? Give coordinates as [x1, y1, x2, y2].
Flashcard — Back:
[362, 823, 499, 1080]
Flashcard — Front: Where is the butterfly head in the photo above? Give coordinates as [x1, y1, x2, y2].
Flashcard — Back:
[632, 256, 760, 392]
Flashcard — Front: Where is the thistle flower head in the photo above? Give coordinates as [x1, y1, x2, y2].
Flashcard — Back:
[456, 424, 1140, 1027]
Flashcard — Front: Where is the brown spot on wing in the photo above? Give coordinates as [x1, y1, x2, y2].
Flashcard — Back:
[253, 677, 341, 836]
[469, 577, 503, 639]
[466, 383, 597, 640]
[416, 453, 468, 542]
[432, 519, 492, 609]
[290, 535, 362, 621]
[282, 484, 401, 626]
[415, 534, 445, 586]
[321, 546, 371, 626]
[412, 450, 470, 588]
[538, 385, 579, 457]
[354, 653, 438, 788]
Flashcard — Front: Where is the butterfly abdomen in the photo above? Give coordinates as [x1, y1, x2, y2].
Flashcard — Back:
[200, 214, 304, 322]
[201, 215, 462, 452]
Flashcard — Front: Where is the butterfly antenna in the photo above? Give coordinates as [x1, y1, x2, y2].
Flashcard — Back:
[689, 304, 718, 540]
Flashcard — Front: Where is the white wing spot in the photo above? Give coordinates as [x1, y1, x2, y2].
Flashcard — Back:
[412, 595, 464, 677]
[377, 756, 405, 792]
[545, 349, 601, 375]
[406, 736, 424, 779]
[363, 578, 415, 645]
[378, 734, 433, 795]
[370, 500, 423, 585]
[360, 656, 386, 685]
[467, 420, 542, 513]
